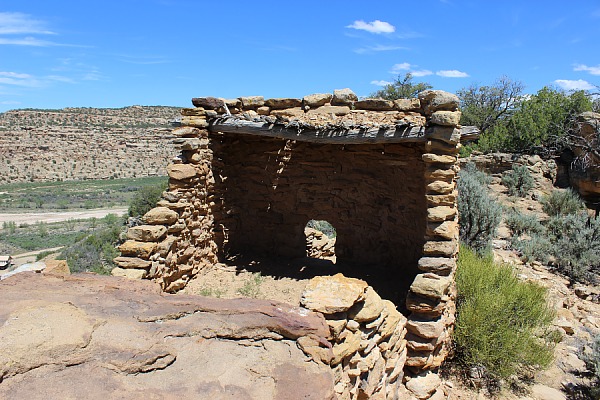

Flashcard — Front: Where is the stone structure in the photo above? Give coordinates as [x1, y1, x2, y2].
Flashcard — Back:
[569, 112, 600, 209]
[115, 89, 473, 398]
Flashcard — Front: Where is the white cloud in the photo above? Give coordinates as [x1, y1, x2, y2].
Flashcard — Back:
[0, 100, 21, 105]
[574, 64, 600, 75]
[0, 71, 32, 79]
[554, 79, 595, 91]
[436, 69, 469, 78]
[390, 62, 412, 73]
[412, 69, 433, 77]
[0, 36, 57, 46]
[370, 80, 392, 86]
[0, 12, 54, 35]
[346, 20, 395, 34]
[354, 44, 406, 54]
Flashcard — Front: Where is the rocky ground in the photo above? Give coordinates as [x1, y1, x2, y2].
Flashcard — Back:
[0, 271, 335, 399]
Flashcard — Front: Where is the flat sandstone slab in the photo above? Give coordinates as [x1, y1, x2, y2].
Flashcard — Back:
[0, 273, 334, 400]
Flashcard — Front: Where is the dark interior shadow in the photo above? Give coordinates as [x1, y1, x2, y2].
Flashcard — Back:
[223, 253, 413, 313]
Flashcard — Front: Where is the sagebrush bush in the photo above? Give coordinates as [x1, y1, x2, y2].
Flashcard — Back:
[502, 165, 535, 197]
[58, 215, 124, 274]
[454, 247, 555, 381]
[458, 164, 502, 253]
[546, 214, 600, 281]
[504, 209, 544, 236]
[541, 189, 584, 216]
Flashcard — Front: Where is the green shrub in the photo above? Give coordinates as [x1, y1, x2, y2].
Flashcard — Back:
[504, 209, 544, 236]
[458, 164, 502, 253]
[502, 165, 534, 197]
[541, 189, 585, 216]
[454, 247, 555, 381]
[306, 220, 337, 238]
[58, 217, 123, 274]
[545, 214, 600, 281]
[128, 182, 167, 218]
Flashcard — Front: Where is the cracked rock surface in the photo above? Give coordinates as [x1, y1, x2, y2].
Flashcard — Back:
[0, 272, 335, 399]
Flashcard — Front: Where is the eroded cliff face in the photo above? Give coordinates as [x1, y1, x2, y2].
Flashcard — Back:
[569, 112, 600, 209]
[0, 106, 179, 183]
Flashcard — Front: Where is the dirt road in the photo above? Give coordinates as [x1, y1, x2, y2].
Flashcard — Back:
[0, 207, 128, 226]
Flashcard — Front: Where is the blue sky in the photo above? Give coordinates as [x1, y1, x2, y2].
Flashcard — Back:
[0, 0, 599, 112]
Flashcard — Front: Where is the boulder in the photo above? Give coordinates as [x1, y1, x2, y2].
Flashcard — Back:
[410, 273, 452, 299]
[239, 96, 265, 109]
[264, 98, 302, 109]
[191, 97, 225, 109]
[42, 260, 70, 277]
[117, 240, 156, 259]
[331, 88, 357, 106]
[167, 164, 197, 180]
[405, 371, 442, 399]
[418, 90, 459, 114]
[126, 225, 167, 242]
[301, 273, 368, 314]
[111, 267, 147, 279]
[0, 273, 335, 399]
[430, 111, 461, 126]
[303, 93, 333, 107]
[143, 207, 179, 225]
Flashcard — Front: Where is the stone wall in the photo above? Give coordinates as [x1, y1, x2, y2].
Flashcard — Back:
[114, 88, 465, 398]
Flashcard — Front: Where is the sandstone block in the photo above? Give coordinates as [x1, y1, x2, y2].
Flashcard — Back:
[426, 221, 458, 241]
[43, 260, 70, 276]
[425, 126, 461, 145]
[426, 140, 461, 156]
[303, 93, 333, 107]
[113, 256, 151, 269]
[418, 90, 459, 114]
[326, 318, 347, 339]
[406, 316, 445, 339]
[331, 88, 357, 106]
[264, 98, 302, 109]
[354, 99, 394, 111]
[410, 274, 452, 299]
[256, 106, 270, 115]
[406, 291, 446, 316]
[191, 97, 225, 109]
[426, 180, 454, 194]
[111, 266, 147, 279]
[297, 334, 334, 364]
[430, 111, 461, 127]
[224, 98, 242, 108]
[405, 370, 442, 399]
[300, 273, 368, 314]
[167, 164, 197, 180]
[172, 126, 202, 137]
[307, 106, 351, 116]
[118, 240, 156, 260]
[180, 108, 206, 117]
[377, 300, 406, 339]
[427, 206, 456, 222]
[156, 235, 179, 257]
[393, 98, 421, 111]
[425, 168, 455, 181]
[406, 333, 437, 352]
[426, 192, 457, 207]
[270, 107, 305, 117]
[348, 287, 384, 322]
[173, 138, 208, 150]
[422, 153, 457, 164]
[417, 257, 456, 275]
[332, 330, 361, 365]
[239, 96, 264, 109]
[181, 116, 209, 128]
[127, 225, 167, 242]
[423, 240, 458, 257]
[143, 207, 179, 225]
